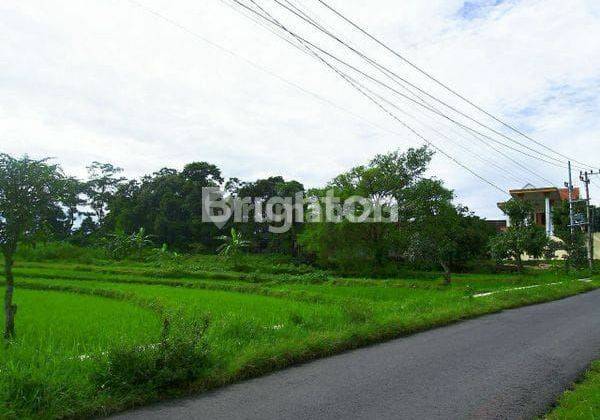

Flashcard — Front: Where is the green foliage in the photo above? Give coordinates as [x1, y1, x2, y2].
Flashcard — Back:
[1, 254, 598, 418]
[15, 242, 99, 263]
[0, 286, 161, 418]
[342, 301, 373, 324]
[402, 179, 489, 283]
[229, 176, 305, 254]
[544, 239, 563, 260]
[547, 360, 600, 419]
[0, 362, 84, 418]
[104, 228, 153, 260]
[0, 153, 78, 339]
[490, 198, 549, 271]
[0, 154, 73, 255]
[105, 162, 231, 251]
[94, 315, 211, 393]
[300, 147, 434, 271]
[216, 228, 250, 257]
[564, 232, 588, 269]
[300, 150, 493, 278]
[85, 161, 126, 224]
[502, 197, 534, 228]
[489, 225, 549, 269]
[552, 200, 589, 269]
[3, 149, 498, 276]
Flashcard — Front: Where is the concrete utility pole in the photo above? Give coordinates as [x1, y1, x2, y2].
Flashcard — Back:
[580, 170, 598, 270]
[567, 161, 575, 234]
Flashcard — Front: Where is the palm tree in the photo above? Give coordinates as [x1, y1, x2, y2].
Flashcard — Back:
[216, 228, 250, 257]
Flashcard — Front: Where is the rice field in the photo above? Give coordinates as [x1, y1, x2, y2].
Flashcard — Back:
[1, 258, 598, 418]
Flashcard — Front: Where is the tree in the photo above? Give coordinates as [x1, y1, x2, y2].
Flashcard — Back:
[226, 176, 305, 254]
[60, 176, 87, 233]
[0, 154, 69, 339]
[299, 147, 433, 272]
[403, 179, 464, 284]
[216, 228, 250, 257]
[489, 198, 549, 272]
[86, 161, 126, 224]
[552, 200, 587, 268]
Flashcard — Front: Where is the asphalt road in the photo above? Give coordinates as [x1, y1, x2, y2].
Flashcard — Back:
[114, 289, 600, 420]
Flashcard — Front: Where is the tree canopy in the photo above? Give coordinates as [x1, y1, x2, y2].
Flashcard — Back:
[0, 154, 74, 338]
[489, 198, 549, 271]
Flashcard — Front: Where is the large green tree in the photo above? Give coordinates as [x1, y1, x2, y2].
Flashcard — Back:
[299, 147, 433, 272]
[0, 154, 72, 339]
[106, 162, 226, 250]
[230, 176, 305, 254]
[403, 179, 460, 284]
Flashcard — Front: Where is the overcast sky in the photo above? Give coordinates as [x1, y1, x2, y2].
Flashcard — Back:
[2, 0, 600, 218]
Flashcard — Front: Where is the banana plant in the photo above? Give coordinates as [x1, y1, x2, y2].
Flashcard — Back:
[130, 227, 154, 260]
[216, 228, 250, 257]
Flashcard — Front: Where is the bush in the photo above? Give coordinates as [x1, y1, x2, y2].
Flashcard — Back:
[103, 228, 154, 261]
[14, 242, 99, 263]
[280, 271, 329, 284]
[93, 315, 212, 393]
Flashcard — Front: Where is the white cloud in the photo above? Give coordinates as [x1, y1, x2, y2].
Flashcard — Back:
[1, 0, 599, 218]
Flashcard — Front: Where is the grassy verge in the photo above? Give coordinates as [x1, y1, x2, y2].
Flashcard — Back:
[546, 361, 600, 419]
[0, 258, 598, 418]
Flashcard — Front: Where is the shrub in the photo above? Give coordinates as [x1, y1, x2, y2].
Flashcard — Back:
[103, 228, 154, 261]
[14, 242, 98, 263]
[291, 271, 329, 284]
[93, 315, 211, 393]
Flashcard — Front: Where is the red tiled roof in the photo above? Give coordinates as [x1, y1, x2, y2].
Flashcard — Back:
[559, 187, 579, 201]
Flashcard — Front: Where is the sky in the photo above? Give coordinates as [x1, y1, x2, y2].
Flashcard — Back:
[1, 0, 600, 218]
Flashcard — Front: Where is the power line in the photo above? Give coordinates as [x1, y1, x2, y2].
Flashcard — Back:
[230, 0, 545, 186]
[129, 0, 512, 188]
[234, 0, 510, 195]
[129, 0, 516, 195]
[229, 0, 538, 186]
[279, 0, 561, 185]
[315, 0, 597, 171]
[368, 90, 525, 186]
[233, 0, 566, 174]
[232, 0, 559, 187]
[270, 0, 572, 171]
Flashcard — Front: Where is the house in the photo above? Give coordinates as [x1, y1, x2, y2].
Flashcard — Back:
[498, 183, 579, 237]
[486, 219, 507, 233]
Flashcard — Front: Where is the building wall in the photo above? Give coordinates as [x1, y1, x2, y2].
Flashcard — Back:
[522, 234, 599, 261]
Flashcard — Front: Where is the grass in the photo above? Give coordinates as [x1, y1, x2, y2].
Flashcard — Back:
[546, 361, 600, 419]
[0, 254, 598, 418]
[0, 288, 161, 357]
[0, 288, 162, 419]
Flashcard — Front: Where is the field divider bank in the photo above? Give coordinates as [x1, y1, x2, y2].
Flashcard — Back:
[13, 270, 351, 305]
[0, 280, 168, 315]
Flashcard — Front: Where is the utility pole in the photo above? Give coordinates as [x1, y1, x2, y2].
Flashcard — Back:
[567, 161, 575, 234]
[580, 170, 599, 270]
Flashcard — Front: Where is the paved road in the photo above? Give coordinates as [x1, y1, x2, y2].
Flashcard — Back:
[114, 289, 600, 420]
